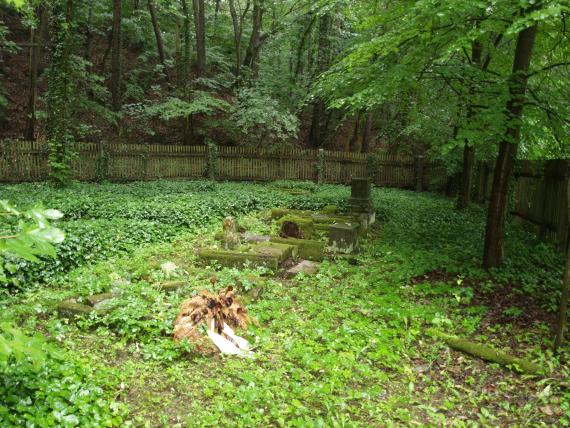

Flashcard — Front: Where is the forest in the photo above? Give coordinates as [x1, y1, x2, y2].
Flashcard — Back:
[1, 0, 570, 426]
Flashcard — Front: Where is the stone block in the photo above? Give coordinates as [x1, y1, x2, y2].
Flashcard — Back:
[321, 205, 339, 214]
[252, 242, 298, 261]
[243, 233, 271, 243]
[198, 248, 280, 270]
[286, 260, 321, 278]
[86, 293, 117, 307]
[351, 178, 371, 199]
[57, 301, 95, 319]
[279, 215, 315, 239]
[328, 222, 359, 252]
[269, 237, 324, 261]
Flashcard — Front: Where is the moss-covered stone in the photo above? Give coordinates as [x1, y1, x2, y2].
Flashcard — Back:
[252, 242, 298, 261]
[328, 222, 359, 252]
[270, 208, 312, 219]
[198, 248, 280, 270]
[321, 205, 339, 214]
[57, 301, 95, 319]
[86, 293, 116, 307]
[269, 237, 324, 261]
[310, 214, 355, 224]
[157, 280, 188, 292]
[278, 215, 315, 239]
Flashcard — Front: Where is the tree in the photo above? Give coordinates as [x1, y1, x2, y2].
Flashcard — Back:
[482, 20, 538, 269]
[192, 0, 206, 76]
[110, 0, 123, 112]
[45, 0, 75, 185]
[148, 0, 168, 80]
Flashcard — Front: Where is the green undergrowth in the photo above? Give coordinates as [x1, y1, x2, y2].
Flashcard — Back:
[1, 181, 569, 426]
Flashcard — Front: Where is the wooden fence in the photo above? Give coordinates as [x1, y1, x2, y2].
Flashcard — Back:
[475, 159, 570, 250]
[0, 140, 436, 189]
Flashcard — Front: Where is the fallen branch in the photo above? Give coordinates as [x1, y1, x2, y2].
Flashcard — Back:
[429, 329, 543, 375]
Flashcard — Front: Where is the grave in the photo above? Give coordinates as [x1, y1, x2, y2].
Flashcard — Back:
[198, 241, 297, 270]
[328, 222, 359, 252]
[348, 178, 375, 229]
[278, 215, 315, 239]
[270, 236, 324, 261]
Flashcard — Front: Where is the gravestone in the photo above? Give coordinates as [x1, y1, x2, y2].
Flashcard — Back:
[348, 178, 375, 229]
[328, 222, 359, 252]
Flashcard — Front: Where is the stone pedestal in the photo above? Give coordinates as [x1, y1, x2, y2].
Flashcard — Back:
[348, 178, 375, 228]
[328, 222, 359, 252]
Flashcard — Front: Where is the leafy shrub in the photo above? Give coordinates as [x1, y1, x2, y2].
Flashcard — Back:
[0, 330, 124, 427]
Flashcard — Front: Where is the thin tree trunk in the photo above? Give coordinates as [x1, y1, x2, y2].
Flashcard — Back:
[148, 0, 168, 80]
[243, 0, 262, 78]
[24, 6, 46, 141]
[192, 0, 206, 76]
[457, 40, 483, 210]
[361, 111, 373, 153]
[110, 0, 122, 112]
[554, 183, 570, 353]
[308, 13, 331, 148]
[180, 0, 191, 83]
[228, 0, 241, 77]
[483, 23, 538, 269]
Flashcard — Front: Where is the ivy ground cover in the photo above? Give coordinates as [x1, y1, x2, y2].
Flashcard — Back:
[1, 181, 569, 426]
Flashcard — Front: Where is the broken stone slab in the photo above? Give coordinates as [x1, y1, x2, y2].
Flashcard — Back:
[243, 233, 271, 243]
[286, 260, 321, 278]
[252, 242, 298, 262]
[198, 248, 280, 270]
[86, 292, 117, 307]
[310, 214, 356, 224]
[269, 237, 324, 261]
[278, 215, 315, 239]
[57, 300, 95, 319]
[328, 222, 359, 252]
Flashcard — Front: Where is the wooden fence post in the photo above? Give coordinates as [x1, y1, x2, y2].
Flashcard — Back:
[415, 155, 424, 192]
[554, 179, 570, 353]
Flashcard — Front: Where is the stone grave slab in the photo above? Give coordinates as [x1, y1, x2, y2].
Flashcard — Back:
[270, 237, 324, 261]
[328, 222, 359, 252]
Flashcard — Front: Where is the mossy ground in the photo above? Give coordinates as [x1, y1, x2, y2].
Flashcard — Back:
[1, 182, 569, 427]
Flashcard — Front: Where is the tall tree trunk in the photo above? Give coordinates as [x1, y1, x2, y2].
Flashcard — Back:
[110, 0, 122, 112]
[84, 2, 93, 61]
[482, 24, 537, 269]
[348, 111, 361, 152]
[361, 111, 373, 153]
[46, 0, 74, 185]
[243, 0, 262, 79]
[24, 5, 46, 141]
[308, 13, 331, 148]
[293, 13, 315, 83]
[457, 40, 483, 210]
[192, 0, 206, 76]
[180, 0, 191, 83]
[148, 0, 168, 80]
[228, 0, 241, 77]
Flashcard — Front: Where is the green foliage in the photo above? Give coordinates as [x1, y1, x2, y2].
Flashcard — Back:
[146, 91, 230, 121]
[227, 88, 299, 146]
[0, 181, 568, 425]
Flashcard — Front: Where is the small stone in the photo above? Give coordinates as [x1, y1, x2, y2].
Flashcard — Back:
[286, 260, 320, 278]
[158, 280, 187, 291]
[321, 205, 339, 214]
